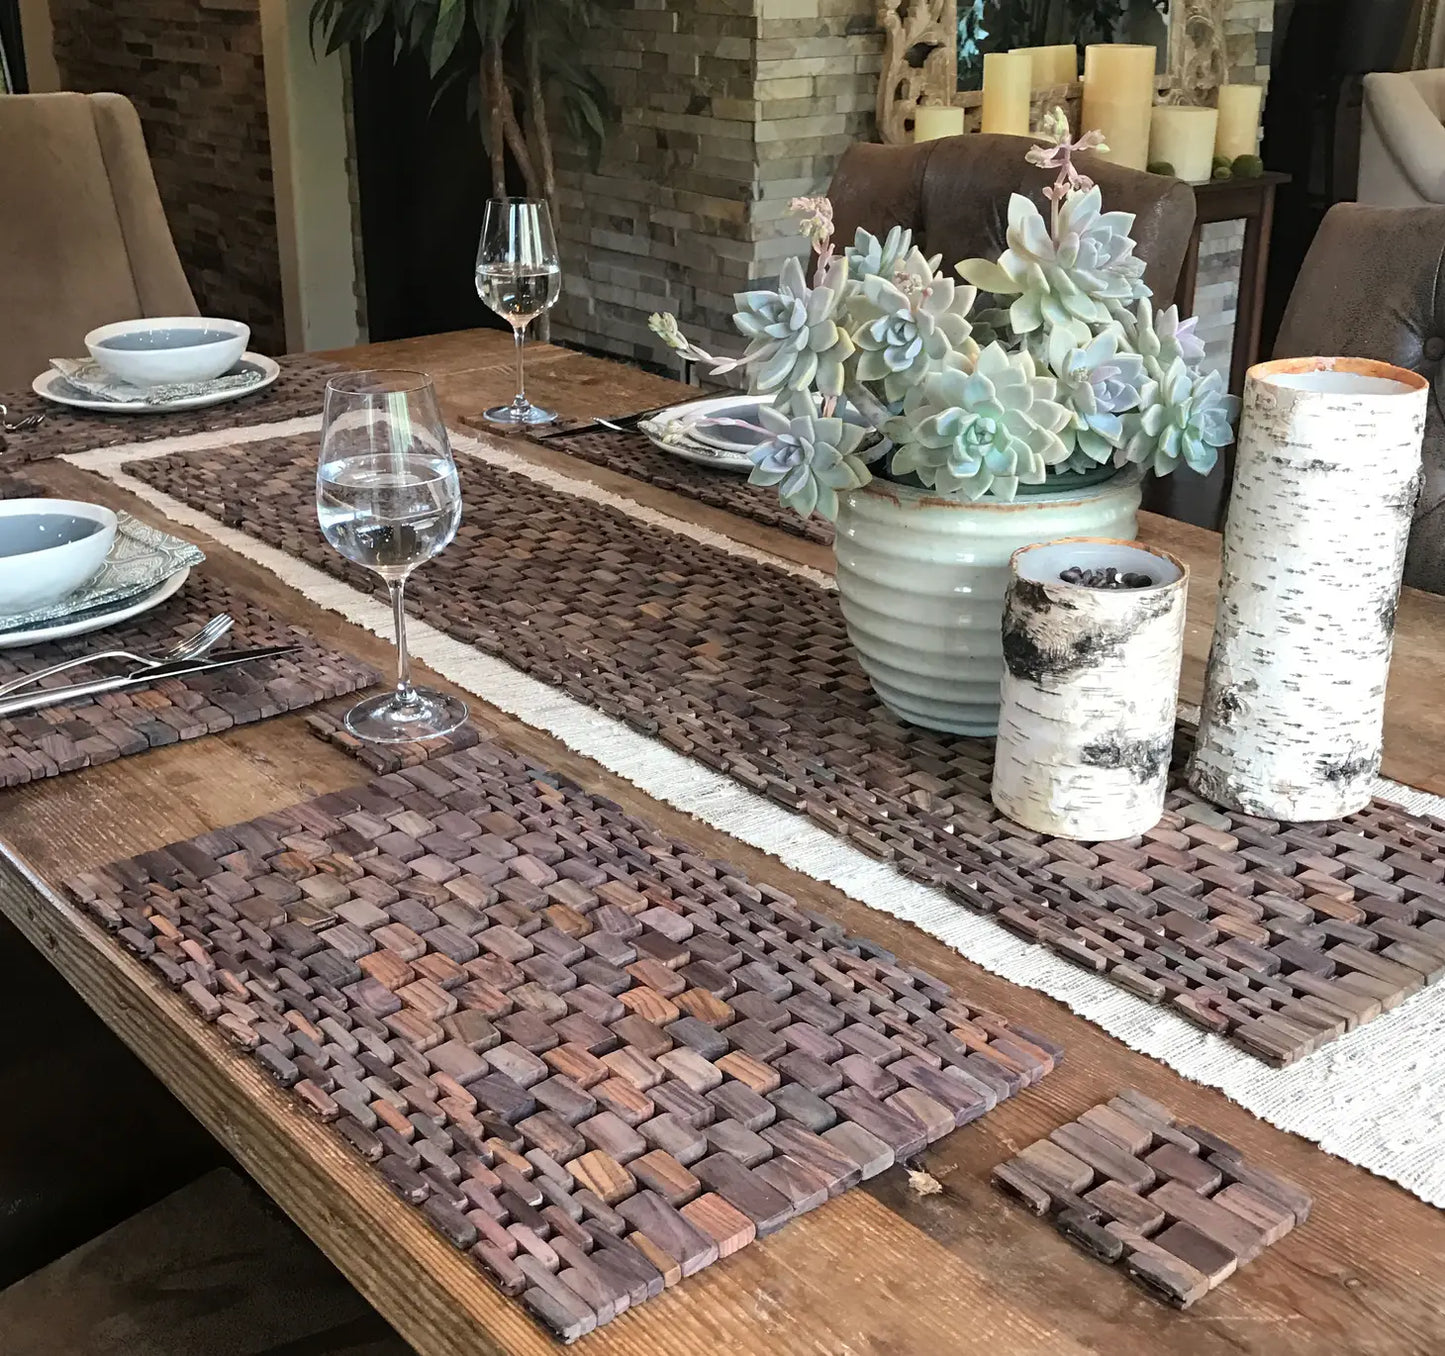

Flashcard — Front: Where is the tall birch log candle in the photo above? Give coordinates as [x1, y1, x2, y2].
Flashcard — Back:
[1188, 357, 1428, 821]
[1081, 44, 1157, 170]
[993, 538, 1188, 840]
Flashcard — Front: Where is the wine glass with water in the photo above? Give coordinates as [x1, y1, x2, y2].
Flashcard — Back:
[317, 369, 467, 744]
[475, 197, 561, 426]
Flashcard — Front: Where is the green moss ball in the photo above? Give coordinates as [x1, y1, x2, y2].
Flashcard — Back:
[1232, 154, 1264, 178]
[1147, 160, 1176, 176]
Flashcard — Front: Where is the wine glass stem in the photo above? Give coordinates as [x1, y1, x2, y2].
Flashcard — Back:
[512, 324, 529, 413]
[387, 576, 418, 709]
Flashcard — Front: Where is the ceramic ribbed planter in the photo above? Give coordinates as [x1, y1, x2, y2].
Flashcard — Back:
[833, 469, 1143, 735]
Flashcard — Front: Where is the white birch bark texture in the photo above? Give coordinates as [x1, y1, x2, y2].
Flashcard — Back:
[1188, 357, 1428, 821]
[992, 538, 1188, 841]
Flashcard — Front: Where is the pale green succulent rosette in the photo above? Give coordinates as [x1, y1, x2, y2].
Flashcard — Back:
[957, 188, 1147, 349]
[887, 342, 1071, 502]
[845, 224, 920, 284]
[850, 247, 979, 402]
[1044, 325, 1147, 472]
[746, 391, 873, 521]
[1120, 358, 1239, 478]
[733, 255, 856, 398]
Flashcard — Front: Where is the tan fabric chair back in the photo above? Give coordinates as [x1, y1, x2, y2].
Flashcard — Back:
[827, 134, 1197, 303]
[0, 92, 196, 390]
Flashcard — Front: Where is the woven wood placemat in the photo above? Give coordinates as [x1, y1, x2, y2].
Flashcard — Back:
[526, 423, 835, 547]
[65, 721, 1057, 1343]
[0, 572, 377, 787]
[992, 1090, 1311, 1309]
[0, 353, 342, 464]
[124, 433, 1445, 1066]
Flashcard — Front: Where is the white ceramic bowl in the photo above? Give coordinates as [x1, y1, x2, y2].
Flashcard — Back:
[85, 317, 249, 386]
[0, 499, 118, 615]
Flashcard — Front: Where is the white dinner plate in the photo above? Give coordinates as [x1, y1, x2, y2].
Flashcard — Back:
[32, 353, 281, 413]
[638, 394, 776, 473]
[0, 567, 189, 650]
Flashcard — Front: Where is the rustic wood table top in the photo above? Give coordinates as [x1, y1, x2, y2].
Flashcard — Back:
[2, 328, 1443, 1356]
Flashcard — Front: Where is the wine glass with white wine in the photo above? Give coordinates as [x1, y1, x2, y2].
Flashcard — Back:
[317, 370, 467, 744]
[475, 197, 562, 426]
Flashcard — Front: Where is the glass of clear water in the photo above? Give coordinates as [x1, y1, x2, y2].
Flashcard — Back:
[317, 369, 467, 744]
[475, 197, 561, 426]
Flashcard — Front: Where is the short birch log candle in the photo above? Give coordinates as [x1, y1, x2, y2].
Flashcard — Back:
[993, 538, 1188, 840]
[1188, 357, 1428, 821]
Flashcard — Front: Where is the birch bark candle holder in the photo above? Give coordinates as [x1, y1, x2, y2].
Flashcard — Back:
[1189, 357, 1428, 821]
[993, 538, 1188, 841]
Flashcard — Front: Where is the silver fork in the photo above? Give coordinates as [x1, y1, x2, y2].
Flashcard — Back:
[0, 404, 46, 434]
[0, 614, 233, 699]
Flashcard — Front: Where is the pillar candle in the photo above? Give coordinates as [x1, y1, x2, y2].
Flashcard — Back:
[1015, 44, 1077, 88]
[1081, 44, 1157, 171]
[912, 104, 965, 143]
[1149, 105, 1219, 182]
[981, 51, 1033, 136]
[1215, 83, 1265, 161]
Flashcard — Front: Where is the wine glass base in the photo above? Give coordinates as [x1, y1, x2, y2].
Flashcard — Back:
[343, 688, 468, 745]
[483, 402, 556, 427]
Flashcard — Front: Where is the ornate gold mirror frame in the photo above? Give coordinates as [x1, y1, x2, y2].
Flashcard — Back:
[876, 0, 1233, 144]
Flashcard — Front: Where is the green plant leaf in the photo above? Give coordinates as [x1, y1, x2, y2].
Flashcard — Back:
[430, 0, 466, 73]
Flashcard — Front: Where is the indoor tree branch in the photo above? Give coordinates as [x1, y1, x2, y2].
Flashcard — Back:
[489, 37, 539, 198]
[525, 25, 557, 207]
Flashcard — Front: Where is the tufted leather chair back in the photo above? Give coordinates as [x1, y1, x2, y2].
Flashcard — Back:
[826, 133, 1198, 302]
[1272, 203, 1445, 594]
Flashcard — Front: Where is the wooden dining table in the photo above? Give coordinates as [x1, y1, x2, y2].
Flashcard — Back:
[2, 327, 1444, 1356]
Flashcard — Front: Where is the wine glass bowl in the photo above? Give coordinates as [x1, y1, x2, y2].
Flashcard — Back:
[475, 198, 561, 426]
[317, 369, 468, 744]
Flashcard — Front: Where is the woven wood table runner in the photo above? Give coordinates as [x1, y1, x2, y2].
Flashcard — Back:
[0, 572, 377, 788]
[124, 433, 1445, 1066]
[0, 353, 342, 465]
[992, 1090, 1311, 1310]
[65, 720, 1057, 1343]
[529, 423, 834, 547]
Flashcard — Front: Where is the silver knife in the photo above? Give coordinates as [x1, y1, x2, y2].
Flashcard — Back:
[0, 645, 301, 718]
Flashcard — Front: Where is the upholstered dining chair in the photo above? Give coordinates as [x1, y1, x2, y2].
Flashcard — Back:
[0, 92, 196, 390]
[1271, 203, 1445, 595]
[826, 133, 1198, 306]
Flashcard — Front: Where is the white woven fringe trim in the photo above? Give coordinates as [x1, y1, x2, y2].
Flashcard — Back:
[65, 429, 1445, 1208]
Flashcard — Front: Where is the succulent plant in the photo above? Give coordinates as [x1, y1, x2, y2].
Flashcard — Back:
[747, 391, 873, 520]
[1044, 326, 1147, 471]
[887, 342, 1070, 501]
[849, 247, 978, 401]
[1120, 357, 1239, 477]
[733, 255, 855, 398]
[957, 188, 1149, 347]
[845, 225, 922, 285]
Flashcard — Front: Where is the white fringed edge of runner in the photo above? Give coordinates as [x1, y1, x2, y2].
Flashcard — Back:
[62, 428, 1445, 1209]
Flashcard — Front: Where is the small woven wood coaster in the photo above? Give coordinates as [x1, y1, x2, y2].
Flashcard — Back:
[992, 1090, 1311, 1309]
[529, 423, 834, 547]
[65, 721, 1058, 1344]
[0, 353, 343, 464]
[124, 433, 1445, 1066]
[0, 574, 377, 787]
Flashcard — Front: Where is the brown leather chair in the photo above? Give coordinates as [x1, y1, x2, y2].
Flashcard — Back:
[826, 133, 1198, 303]
[0, 92, 196, 390]
[1271, 203, 1445, 595]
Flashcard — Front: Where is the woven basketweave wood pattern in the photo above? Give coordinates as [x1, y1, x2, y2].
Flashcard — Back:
[65, 723, 1057, 1343]
[0, 353, 342, 464]
[125, 433, 1445, 1065]
[992, 1090, 1312, 1310]
[0, 574, 377, 787]
[530, 424, 835, 547]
